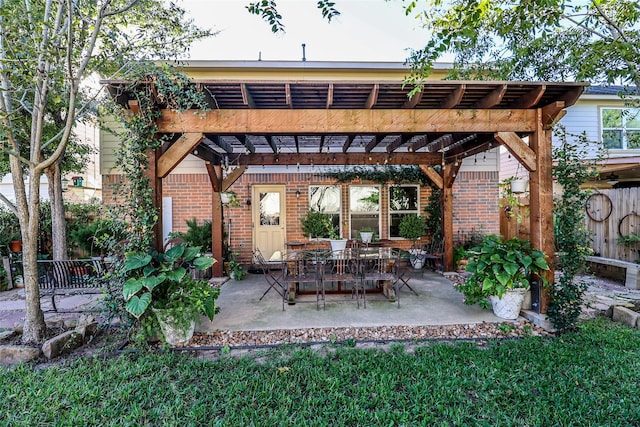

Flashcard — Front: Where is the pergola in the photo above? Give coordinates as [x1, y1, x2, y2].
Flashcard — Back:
[105, 79, 586, 312]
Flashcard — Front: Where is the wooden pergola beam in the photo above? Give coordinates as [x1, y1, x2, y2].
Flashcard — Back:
[438, 84, 465, 108]
[241, 83, 255, 108]
[495, 131, 537, 172]
[365, 84, 379, 109]
[403, 90, 423, 109]
[472, 84, 507, 109]
[157, 109, 538, 134]
[222, 166, 247, 192]
[234, 152, 441, 166]
[419, 165, 443, 189]
[157, 133, 204, 178]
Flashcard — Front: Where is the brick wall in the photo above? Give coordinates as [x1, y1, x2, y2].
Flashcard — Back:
[103, 170, 499, 266]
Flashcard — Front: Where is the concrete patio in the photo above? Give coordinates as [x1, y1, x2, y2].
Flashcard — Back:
[0, 270, 508, 332]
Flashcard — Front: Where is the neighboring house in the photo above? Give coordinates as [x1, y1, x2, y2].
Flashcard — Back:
[500, 85, 640, 261]
[0, 119, 102, 204]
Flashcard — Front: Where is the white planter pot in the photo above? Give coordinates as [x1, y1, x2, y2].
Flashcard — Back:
[220, 192, 233, 205]
[410, 257, 425, 269]
[489, 288, 527, 320]
[510, 180, 528, 194]
[330, 239, 348, 252]
[360, 232, 374, 243]
[153, 308, 196, 346]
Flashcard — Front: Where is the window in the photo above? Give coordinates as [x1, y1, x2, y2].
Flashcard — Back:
[602, 107, 640, 149]
[309, 185, 341, 237]
[388, 185, 419, 238]
[349, 186, 380, 239]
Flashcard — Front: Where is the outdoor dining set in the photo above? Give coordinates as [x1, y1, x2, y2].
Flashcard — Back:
[254, 246, 418, 311]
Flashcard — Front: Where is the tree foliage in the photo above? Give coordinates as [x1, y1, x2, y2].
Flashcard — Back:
[405, 0, 640, 89]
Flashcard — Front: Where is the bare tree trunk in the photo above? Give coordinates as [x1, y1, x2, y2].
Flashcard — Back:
[19, 169, 46, 344]
[46, 163, 68, 260]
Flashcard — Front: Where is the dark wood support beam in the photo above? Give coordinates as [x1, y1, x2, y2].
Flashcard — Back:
[442, 161, 462, 272]
[424, 134, 453, 153]
[326, 83, 334, 109]
[146, 148, 163, 252]
[265, 135, 278, 153]
[472, 84, 507, 109]
[410, 135, 430, 152]
[495, 131, 536, 172]
[510, 85, 546, 108]
[157, 133, 204, 178]
[438, 84, 465, 108]
[364, 135, 379, 153]
[241, 83, 255, 108]
[342, 134, 355, 153]
[211, 191, 223, 276]
[386, 135, 410, 153]
[365, 84, 379, 109]
[419, 165, 443, 189]
[210, 135, 234, 154]
[234, 152, 441, 166]
[403, 90, 423, 109]
[237, 135, 255, 154]
[206, 162, 223, 192]
[529, 108, 555, 314]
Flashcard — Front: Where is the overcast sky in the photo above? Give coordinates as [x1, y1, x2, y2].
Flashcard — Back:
[180, 0, 431, 62]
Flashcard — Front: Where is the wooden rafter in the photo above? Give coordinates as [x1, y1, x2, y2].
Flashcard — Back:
[233, 152, 440, 166]
[285, 83, 292, 108]
[326, 83, 334, 109]
[241, 83, 255, 108]
[438, 84, 465, 108]
[541, 101, 566, 129]
[424, 134, 453, 153]
[237, 135, 255, 154]
[365, 84, 379, 109]
[510, 85, 546, 108]
[364, 135, 379, 153]
[403, 90, 423, 109]
[410, 135, 430, 152]
[472, 84, 507, 109]
[205, 162, 223, 192]
[343, 134, 355, 153]
[209, 135, 233, 154]
[265, 135, 278, 153]
[221, 166, 247, 191]
[386, 135, 410, 153]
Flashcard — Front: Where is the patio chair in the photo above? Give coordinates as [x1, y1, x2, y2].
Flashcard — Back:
[253, 248, 287, 311]
[394, 256, 419, 297]
[359, 248, 401, 308]
[283, 250, 325, 310]
[321, 249, 364, 308]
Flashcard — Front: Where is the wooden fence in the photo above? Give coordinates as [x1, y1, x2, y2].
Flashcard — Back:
[586, 188, 640, 262]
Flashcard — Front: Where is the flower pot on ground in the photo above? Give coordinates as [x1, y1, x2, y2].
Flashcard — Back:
[123, 243, 219, 345]
[454, 235, 550, 318]
[408, 248, 426, 269]
[152, 308, 196, 346]
[227, 252, 246, 280]
[489, 288, 528, 320]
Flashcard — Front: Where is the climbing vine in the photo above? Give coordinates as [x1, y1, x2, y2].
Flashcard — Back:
[322, 165, 436, 185]
[547, 129, 602, 332]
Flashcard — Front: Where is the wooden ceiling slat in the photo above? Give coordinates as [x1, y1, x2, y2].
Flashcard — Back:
[471, 84, 507, 109]
[326, 83, 334, 109]
[234, 152, 440, 166]
[510, 85, 546, 108]
[343, 134, 355, 153]
[365, 84, 379, 109]
[365, 135, 379, 153]
[236, 135, 255, 154]
[403, 90, 423, 109]
[438, 84, 465, 108]
[240, 84, 255, 108]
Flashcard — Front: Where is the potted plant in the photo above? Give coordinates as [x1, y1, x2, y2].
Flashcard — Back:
[399, 214, 426, 268]
[123, 243, 219, 346]
[359, 227, 375, 244]
[500, 178, 529, 224]
[220, 191, 240, 207]
[300, 209, 332, 239]
[227, 252, 246, 280]
[455, 235, 550, 319]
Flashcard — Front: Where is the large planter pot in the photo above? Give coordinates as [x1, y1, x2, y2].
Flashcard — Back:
[409, 249, 426, 269]
[489, 288, 527, 320]
[9, 240, 22, 253]
[153, 308, 196, 346]
[330, 239, 348, 252]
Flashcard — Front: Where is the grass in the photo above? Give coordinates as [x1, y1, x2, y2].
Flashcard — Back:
[1, 318, 640, 426]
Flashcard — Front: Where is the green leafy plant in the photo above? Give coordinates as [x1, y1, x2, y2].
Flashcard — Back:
[227, 252, 246, 280]
[177, 218, 213, 252]
[221, 191, 241, 208]
[618, 233, 640, 248]
[398, 214, 426, 247]
[499, 177, 529, 224]
[456, 235, 549, 308]
[122, 243, 218, 337]
[300, 210, 336, 239]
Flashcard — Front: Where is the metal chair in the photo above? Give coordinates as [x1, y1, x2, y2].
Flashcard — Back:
[321, 249, 363, 307]
[253, 248, 287, 311]
[283, 250, 325, 309]
[359, 248, 401, 308]
[394, 256, 419, 297]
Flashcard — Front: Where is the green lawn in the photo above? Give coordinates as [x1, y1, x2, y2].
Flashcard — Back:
[1, 318, 639, 426]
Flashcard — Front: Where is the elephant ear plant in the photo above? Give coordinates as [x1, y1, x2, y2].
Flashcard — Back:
[455, 235, 549, 308]
[123, 243, 218, 340]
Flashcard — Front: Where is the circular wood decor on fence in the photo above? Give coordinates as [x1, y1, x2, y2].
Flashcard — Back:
[585, 192, 613, 222]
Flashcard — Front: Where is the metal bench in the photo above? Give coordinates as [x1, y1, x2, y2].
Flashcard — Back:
[13, 259, 108, 312]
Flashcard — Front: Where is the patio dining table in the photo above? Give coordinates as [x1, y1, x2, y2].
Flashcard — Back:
[284, 247, 402, 305]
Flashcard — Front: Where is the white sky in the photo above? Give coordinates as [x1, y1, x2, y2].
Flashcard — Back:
[179, 0, 431, 62]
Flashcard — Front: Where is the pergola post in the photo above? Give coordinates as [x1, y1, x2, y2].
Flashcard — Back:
[442, 161, 461, 272]
[529, 109, 555, 313]
[146, 147, 163, 252]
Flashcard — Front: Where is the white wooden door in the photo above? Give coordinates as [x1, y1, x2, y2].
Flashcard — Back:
[253, 185, 286, 261]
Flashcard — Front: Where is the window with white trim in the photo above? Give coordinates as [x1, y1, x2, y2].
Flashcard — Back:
[602, 107, 640, 149]
[309, 185, 341, 237]
[349, 186, 380, 239]
[389, 185, 420, 238]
